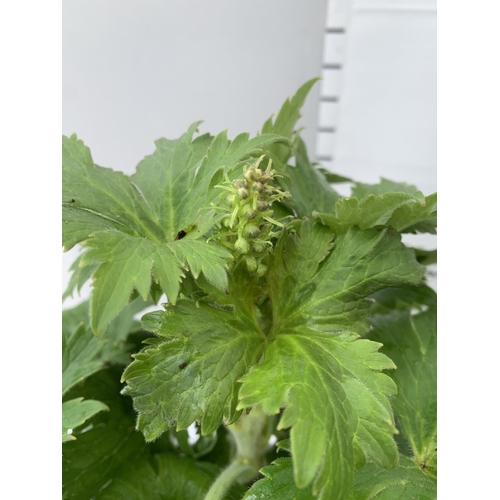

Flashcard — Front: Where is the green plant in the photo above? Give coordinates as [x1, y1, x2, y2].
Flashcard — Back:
[62, 79, 437, 499]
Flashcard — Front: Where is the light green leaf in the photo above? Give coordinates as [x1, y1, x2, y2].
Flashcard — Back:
[238, 329, 398, 500]
[95, 453, 244, 500]
[269, 220, 425, 335]
[62, 251, 96, 301]
[313, 191, 426, 233]
[62, 398, 108, 442]
[370, 307, 437, 475]
[261, 78, 320, 164]
[280, 137, 340, 217]
[63, 129, 285, 334]
[317, 169, 353, 184]
[351, 457, 437, 500]
[243, 458, 314, 499]
[62, 323, 105, 396]
[122, 299, 264, 440]
[80, 231, 184, 334]
[387, 193, 437, 234]
[352, 178, 420, 198]
[370, 284, 437, 315]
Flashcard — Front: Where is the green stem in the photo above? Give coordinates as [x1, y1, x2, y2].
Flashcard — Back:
[205, 460, 256, 500]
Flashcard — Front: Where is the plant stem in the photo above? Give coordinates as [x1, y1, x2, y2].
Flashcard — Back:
[204, 407, 275, 500]
[205, 460, 255, 500]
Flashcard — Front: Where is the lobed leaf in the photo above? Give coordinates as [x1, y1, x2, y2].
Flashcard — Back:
[370, 307, 437, 475]
[269, 220, 425, 335]
[95, 453, 244, 500]
[62, 398, 108, 442]
[351, 456, 437, 499]
[238, 329, 398, 500]
[122, 299, 264, 440]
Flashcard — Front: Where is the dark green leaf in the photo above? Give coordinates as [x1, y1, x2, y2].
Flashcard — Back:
[62, 398, 108, 442]
[370, 308, 437, 475]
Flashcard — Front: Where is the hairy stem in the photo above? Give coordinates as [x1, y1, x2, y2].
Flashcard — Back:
[205, 461, 255, 500]
[205, 407, 274, 500]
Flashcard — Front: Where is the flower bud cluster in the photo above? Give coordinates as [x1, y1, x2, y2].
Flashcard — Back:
[213, 156, 290, 276]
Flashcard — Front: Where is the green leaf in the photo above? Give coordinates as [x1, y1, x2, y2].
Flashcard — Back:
[63, 129, 285, 334]
[269, 220, 425, 335]
[62, 398, 108, 442]
[387, 193, 437, 234]
[80, 231, 183, 333]
[351, 457, 437, 500]
[280, 137, 340, 217]
[317, 168, 353, 184]
[413, 248, 437, 266]
[62, 323, 105, 396]
[122, 299, 264, 440]
[352, 178, 420, 198]
[62, 251, 96, 301]
[95, 453, 244, 500]
[313, 191, 426, 233]
[238, 329, 398, 500]
[370, 284, 437, 315]
[243, 458, 314, 499]
[261, 78, 320, 164]
[62, 369, 148, 500]
[370, 307, 437, 475]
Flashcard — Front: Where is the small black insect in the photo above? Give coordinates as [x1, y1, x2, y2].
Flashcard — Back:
[174, 230, 187, 241]
[178, 362, 188, 370]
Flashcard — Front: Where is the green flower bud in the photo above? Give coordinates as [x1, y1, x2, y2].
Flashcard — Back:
[235, 237, 250, 254]
[221, 216, 232, 228]
[260, 173, 272, 183]
[237, 187, 249, 199]
[254, 181, 264, 193]
[245, 256, 257, 272]
[226, 194, 236, 205]
[243, 224, 260, 239]
[244, 169, 255, 183]
[240, 204, 256, 219]
[253, 168, 263, 180]
[252, 241, 267, 253]
[257, 199, 268, 211]
[256, 263, 267, 277]
[233, 179, 245, 189]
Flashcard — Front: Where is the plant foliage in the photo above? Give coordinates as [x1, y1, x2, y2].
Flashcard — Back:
[62, 80, 437, 499]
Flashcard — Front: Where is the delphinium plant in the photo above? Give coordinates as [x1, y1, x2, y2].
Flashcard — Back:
[62, 79, 437, 499]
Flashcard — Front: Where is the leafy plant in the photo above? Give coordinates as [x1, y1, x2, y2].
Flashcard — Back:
[62, 79, 437, 499]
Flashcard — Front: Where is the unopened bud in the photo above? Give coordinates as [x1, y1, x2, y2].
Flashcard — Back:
[233, 179, 245, 189]
[235, 237, 250, 254]
[226, 194, 236, 206]
[257, 199, 269, 211]
[252, 242, 267, 253]
[244, 224, 260, 239]
[256, 263, 267, 277]
[245, 256, 257, 272]
[237, 187, 249, 199]
[254, 181, 264, 193]
[241, 204, 256, 219]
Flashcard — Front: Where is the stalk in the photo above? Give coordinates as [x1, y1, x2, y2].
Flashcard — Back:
[205, 407, 274, 500]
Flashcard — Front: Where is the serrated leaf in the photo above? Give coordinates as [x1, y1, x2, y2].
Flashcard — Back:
[243, 458, 314, 499]
[122, 299, 264, 440]
[370, 307, 437, 474]
[352, 178, 420, 198]
[80, 231, 184, 334]
[238, 329, 398, 500]
[351, 457, 437, 500]
[313, 191, 426, 233]
[280, 137, 340, 217]
[413, 248, 437, 266]
[317, 168, 353, 184]
[95, 453, 244, 500]
[370, 284, 437, 315]
[62, 369, 148, 500]
[269, 220, 425, 335]
[62, 398, 108, 442]
[387, 193, 437, 234]
[62, 323, 105, 396]
[62, 251, 97, 301]
[63, 129, 285, 334]
[261, 78, 320, 164]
